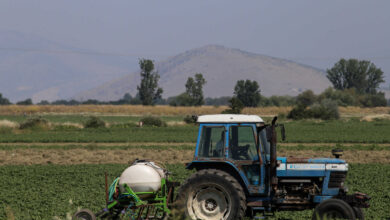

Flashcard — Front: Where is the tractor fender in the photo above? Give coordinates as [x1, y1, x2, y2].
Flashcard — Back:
[186, 161, 250, 195]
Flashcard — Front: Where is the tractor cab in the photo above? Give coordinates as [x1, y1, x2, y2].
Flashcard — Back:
[190, 114, 270, 194]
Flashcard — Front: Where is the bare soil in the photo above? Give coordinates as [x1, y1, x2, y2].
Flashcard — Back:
[0, 149, 388, 165]
[0, 142, 389, 147]
[0, 149, 194, 165]
[0, 142, 194, 147]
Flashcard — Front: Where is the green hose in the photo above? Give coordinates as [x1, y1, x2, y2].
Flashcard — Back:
[108, 177, 120, 201]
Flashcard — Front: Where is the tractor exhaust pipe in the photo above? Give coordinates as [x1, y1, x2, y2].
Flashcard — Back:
[270, 117, 278, 188]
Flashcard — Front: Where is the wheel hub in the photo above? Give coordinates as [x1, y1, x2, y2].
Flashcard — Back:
[205, 199, 217, 211]
[188, 185, 231, 220]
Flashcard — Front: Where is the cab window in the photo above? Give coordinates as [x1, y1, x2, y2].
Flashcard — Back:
[229, 126, 257, 160]
[198, 126, 225, 158]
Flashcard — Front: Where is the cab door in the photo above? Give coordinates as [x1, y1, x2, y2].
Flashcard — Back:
[227, 124, 265, 194]
[195, 124, 227, 160]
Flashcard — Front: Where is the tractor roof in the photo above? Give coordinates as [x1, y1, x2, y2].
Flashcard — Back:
[197, 114, 264, 123]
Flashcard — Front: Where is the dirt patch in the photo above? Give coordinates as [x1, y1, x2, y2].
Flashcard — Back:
[0, 120, 19, 128]
[0, 149, 388, 165]
[279, 143, 390, 147]
[0, 149, 195, 165]
[0, 142, 195, 147]
[361, 114, 390, 122]
[1, 142, 389, 148]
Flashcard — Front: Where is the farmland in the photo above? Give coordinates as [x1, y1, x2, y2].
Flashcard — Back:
[0, 106, 389, 219]
[0, 164, 389, 219]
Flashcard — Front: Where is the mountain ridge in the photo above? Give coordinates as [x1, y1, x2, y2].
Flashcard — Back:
[74, 45, 331, 101]
[0, 30, 137, 102]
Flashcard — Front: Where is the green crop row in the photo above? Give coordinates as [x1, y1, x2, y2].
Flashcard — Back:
[0, 126, 199, 143]
[283, 119, 390, 143]
[1, 117, 390, 143]
[0, 164, 389, 219]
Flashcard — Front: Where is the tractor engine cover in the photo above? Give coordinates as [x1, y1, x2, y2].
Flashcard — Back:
[119, 161, 165, 196]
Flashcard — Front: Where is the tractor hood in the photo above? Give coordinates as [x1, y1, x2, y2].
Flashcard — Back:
[276, 157, 348, 177]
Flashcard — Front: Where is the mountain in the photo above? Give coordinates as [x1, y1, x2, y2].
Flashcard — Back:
[75, 45, 331, 101]
[0, 30, 137, 102]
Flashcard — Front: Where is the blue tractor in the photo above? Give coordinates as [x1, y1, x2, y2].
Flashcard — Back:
[176, 114, 370, 219]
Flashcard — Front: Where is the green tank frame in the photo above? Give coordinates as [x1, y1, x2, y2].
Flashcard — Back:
[73, 172, 179, 220]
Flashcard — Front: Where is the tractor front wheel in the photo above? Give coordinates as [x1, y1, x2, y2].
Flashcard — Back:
[312, 198, 356, 220]
[176, 169, 246, 220]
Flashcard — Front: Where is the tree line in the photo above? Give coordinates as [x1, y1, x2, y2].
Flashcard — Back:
[1, 58, 389, 107]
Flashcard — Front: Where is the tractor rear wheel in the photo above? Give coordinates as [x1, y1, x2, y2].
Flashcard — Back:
[176, 169, 246, 220]
[312, 198, 356, 220]
[72, 209, 96, 220]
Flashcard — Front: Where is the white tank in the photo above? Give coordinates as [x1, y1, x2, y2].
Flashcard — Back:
[119, 161, 165, 197]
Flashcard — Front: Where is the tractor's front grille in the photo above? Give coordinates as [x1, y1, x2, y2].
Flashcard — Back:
[328, 171, 347, 188]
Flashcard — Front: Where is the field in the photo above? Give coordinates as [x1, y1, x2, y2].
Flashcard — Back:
[0, 105, 389, 219]
[0, 164, 389, 219]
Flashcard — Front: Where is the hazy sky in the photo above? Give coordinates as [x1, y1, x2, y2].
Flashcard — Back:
[1, 0, 390, 84]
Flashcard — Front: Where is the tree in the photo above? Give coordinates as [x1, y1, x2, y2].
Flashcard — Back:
[296, 90, 316, 107]
[37, 100, 50, 105]
[114, 93, 133, 104]
[0, 93, 11, 105]
[234, 80, 261, 107]
[185, 73, 207, 106]
[326, 58, 385, 94]
[137, 59, 163, 105]
[16, 98, 33, 105]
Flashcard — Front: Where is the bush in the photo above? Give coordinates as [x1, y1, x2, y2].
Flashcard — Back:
[287, 105, 307, 120]
[168, 93, 192, 106]
[183, 115, 197, 124]
[140, 116, 167, 127]
[19, 117, 50, 130]
[287, 99, 339, 120]
[259, 95, 296, 107]
[221, 97, 244, 114]
[309, 99, 339, 120]
[318, 87, 358, 106]
[359, 93, 387, 107]
[204, 96, 231, 106]
[83, 116, 106, 128]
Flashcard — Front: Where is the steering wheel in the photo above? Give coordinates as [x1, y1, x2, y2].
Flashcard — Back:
[232, 144, 250, 160]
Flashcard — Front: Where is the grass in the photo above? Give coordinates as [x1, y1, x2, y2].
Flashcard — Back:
[0, 164, 388, 219]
